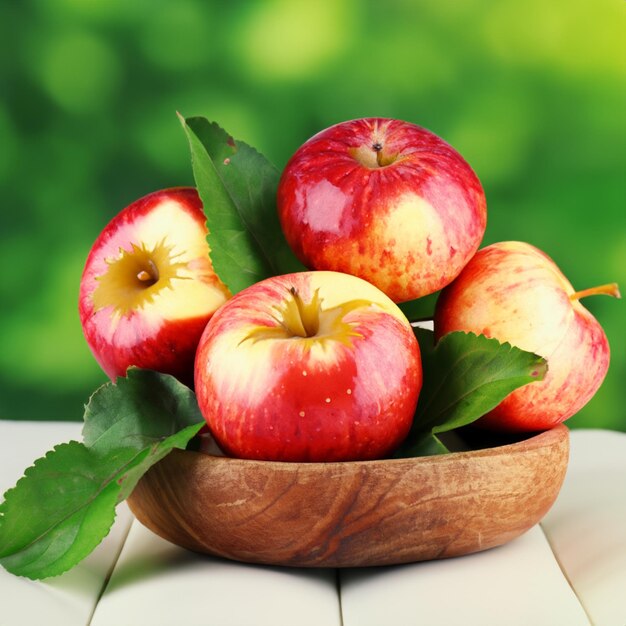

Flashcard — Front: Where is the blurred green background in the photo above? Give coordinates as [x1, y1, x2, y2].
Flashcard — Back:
[1, 0, 624, 429]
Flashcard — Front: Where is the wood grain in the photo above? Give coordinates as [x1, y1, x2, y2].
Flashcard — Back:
[127, 425, 569, 567]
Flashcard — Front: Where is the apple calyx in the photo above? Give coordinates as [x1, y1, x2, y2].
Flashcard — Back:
[348, 124, 401, 170]
[244, 287, 371, 347]
[92, 240, 187, 315]
[570, 282, 621, 302]
[281, 287, 321, 337]
[349, 143, 399, 168]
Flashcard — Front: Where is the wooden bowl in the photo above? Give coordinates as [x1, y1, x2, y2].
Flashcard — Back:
[127, 424, 569, 568]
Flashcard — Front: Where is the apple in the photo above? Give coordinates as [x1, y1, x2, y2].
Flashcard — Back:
[79, 187, 230, 384]
[434, 241, 620, 432]
[276, 117, 487, 303]
[194, 271, 422, 462]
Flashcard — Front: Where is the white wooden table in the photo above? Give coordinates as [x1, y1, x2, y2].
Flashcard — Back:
[1, 420, 625, 626]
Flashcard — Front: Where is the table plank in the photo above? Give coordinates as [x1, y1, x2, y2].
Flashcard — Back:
[90, 522, 342, 626]
[541, 429, 626, 626]
[0, 421, 85, 492]
[339, 526, 590, 626]
[0, 420, 133, 626]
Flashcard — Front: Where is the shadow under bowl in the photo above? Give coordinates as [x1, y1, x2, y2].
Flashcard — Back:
[127, 424, 569, 568]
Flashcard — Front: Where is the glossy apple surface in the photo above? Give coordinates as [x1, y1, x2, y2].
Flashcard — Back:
[79, 187, 230, 384]
[434, 241, 620, 432]
[277, 118, 487, 302]
[194, 271, 422, 462]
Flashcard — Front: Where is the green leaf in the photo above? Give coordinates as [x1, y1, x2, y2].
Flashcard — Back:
[396, 329, 547, 457]
[0, 370, 203, 579]
[113, 422, 203, 502]
[0, 443, 135, 579]
[82, 367, 204, 454]
[405, 432, 450, 456]
[397, 292, 438, 322]
[180, 115, 304, 294]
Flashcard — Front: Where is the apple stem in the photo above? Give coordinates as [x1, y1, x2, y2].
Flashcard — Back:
[570, 282, 621, 302]
[136, 259, 159, 284]
[372, 142, 385, 167]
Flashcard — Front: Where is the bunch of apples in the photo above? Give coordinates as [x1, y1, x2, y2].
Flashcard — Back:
[79, 118, 619, 462]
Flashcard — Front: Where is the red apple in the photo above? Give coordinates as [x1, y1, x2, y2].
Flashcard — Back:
[194, 271, 422, 462]
[434, 241, 620, 432]
[276, 117, 487, 302]
[79, 187, 230, 384]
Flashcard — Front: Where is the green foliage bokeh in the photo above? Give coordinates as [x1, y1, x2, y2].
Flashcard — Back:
[1, 0, 624, 430]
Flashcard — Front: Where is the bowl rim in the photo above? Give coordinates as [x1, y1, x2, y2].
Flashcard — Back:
[187, 423, 569, 471]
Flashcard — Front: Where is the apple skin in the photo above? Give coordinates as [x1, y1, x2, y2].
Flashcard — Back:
[276, 118, 487, 303]
[434, 241, 613, 432]
[194, 271, 422, 462]
[79, 187, 230, 385]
